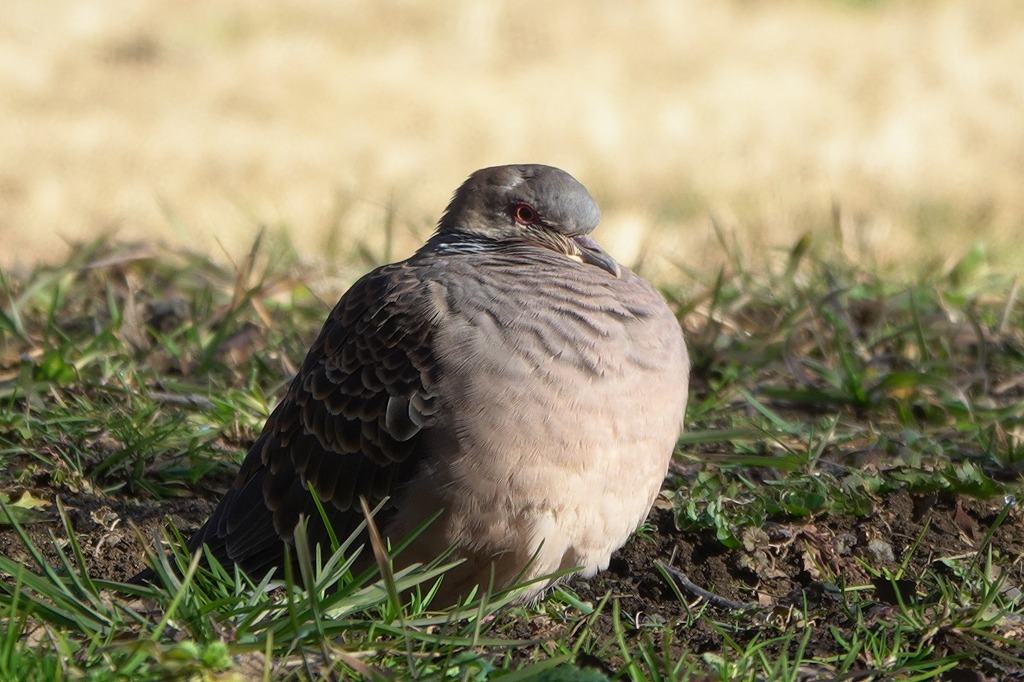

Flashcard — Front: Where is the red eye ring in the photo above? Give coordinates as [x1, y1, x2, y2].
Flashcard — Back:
[512, 202, 538, 225]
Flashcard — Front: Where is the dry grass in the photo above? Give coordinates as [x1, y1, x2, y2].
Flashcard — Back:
[3, 0, 1023, 278]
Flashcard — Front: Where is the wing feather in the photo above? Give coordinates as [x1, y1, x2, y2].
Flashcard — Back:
[186, 261, 441, 579]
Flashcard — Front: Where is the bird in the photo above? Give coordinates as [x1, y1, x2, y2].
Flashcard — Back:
[140, 164, 689, 605]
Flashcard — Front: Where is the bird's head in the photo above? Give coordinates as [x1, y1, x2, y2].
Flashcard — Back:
[436, 164, 620, 278]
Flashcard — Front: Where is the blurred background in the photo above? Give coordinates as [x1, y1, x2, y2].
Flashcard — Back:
[2, 0, 1022, 277]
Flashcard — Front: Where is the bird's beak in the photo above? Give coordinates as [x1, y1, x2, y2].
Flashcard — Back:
[572, 235, 621, 278]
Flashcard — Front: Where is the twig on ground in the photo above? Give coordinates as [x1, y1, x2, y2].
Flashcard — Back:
[656, 561, 751, 611]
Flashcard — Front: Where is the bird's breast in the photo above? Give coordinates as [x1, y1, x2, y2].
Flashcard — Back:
[427, 258, 688, 476]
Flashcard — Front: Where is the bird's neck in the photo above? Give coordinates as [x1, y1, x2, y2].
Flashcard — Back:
[420, 230, 501, 256]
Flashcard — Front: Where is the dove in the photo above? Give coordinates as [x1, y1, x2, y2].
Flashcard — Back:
[141, 164, 689, 605]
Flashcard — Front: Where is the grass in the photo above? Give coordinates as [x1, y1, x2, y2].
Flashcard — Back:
[0, 232, 1022, 680]
[5, 1, 1024, 274]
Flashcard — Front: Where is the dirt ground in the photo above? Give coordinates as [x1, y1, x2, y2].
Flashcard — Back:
[531, 493, 1024, 680]
[2, 469, 1021, 679]
[491, 485, 1019, 675]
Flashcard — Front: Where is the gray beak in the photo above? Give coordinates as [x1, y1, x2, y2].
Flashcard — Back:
[572, 235, 621, 278]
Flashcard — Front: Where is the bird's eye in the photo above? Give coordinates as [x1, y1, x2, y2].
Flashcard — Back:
[512, 202, 538, 225]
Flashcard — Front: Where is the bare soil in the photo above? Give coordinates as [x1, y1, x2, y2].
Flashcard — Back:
[552, 492, 1023, 679]
[2, 474, 1021, 679]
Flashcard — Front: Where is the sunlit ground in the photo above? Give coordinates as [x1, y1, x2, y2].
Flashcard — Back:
[2, 0, 1022, 280]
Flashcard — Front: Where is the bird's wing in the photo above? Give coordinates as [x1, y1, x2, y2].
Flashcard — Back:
[188, 261, 443, 577]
